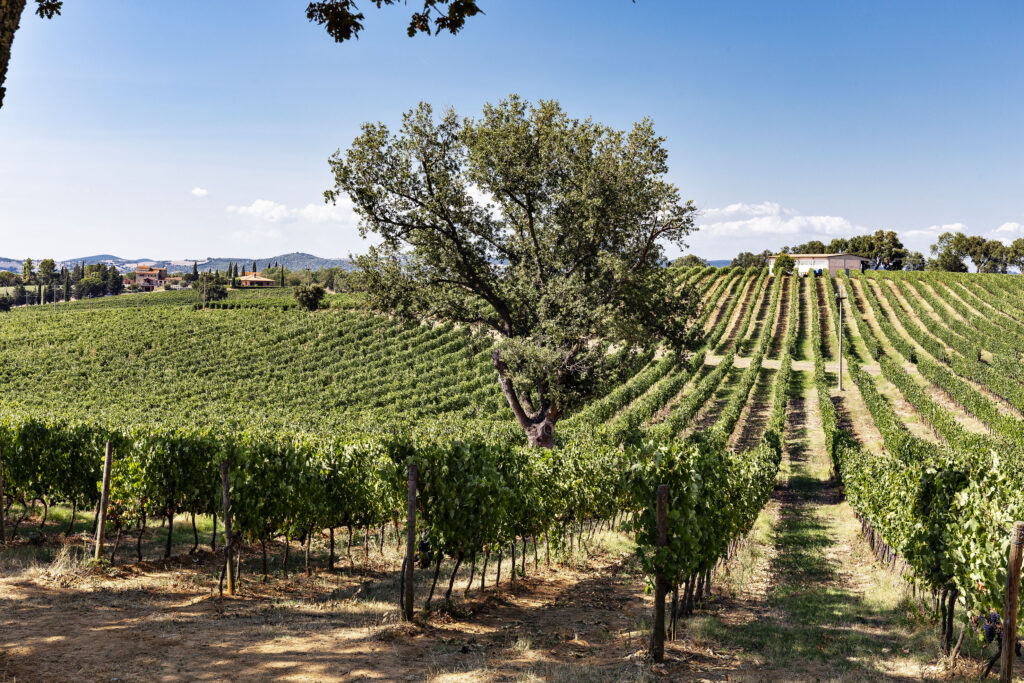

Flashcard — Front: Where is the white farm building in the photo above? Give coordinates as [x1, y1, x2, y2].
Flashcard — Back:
[766, 253, 869, 275]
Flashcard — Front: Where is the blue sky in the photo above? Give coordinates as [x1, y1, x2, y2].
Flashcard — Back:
[1, 0, 1022, 262]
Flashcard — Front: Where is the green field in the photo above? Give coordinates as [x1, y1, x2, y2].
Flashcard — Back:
[4, 266, 1024, 678]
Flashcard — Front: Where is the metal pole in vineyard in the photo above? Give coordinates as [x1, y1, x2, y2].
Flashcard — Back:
[651, 484, 668, 662]
[836, 283, 847, 391]
[1001, 521, 1024, 683]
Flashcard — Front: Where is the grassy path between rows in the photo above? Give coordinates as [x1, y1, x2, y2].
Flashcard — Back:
[684, 370, 940, 681]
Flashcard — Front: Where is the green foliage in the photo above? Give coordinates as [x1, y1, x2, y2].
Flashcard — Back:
[925, 231, 1016, 273]
[731, 250, 771, 269]
[327, 96, 701, 441]
[672, 254, 708, 268]
[192, 272, 229, 306]
[823, 268, 1024, 633]
[294, 283, 326, 311]
[0, 254, 792, 596]
[772, 253, 794, 275]
[306, 0, 482, 43]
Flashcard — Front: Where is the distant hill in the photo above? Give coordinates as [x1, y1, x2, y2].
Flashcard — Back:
[0, 252, 354, 273]
[0, 257, 22, 272]
[708, 260, 732, 268]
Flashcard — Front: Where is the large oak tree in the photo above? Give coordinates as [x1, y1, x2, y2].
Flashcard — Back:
[325, 96, 701, 447]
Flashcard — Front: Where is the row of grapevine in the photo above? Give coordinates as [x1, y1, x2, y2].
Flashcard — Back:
[628, 268, 792, 622]
[870, 275, 1024, 414]
[822, 270, 1023, 646]
[851, 275, 1012, 458]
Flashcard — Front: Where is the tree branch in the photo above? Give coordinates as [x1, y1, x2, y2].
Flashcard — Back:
[492, 349, 531, 429]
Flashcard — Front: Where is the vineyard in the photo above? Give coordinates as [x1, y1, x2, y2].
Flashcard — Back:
[3, 268, 1024, 679]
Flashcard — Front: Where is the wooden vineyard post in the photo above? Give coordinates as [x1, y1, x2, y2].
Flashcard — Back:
[221, 460, 234, 596]
[0, 444, 6, 544]
[93, 441, 113, 561]
[1002, 521, 1024, 683]
[650, 484, 668, 662]
[403, 464, 417, 621]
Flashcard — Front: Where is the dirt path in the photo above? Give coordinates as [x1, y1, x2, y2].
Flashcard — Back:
[739, 276, 774, 355]
[719, 276, 758, 351]
[796, 277, 813, 362]
[0, 535, 660, 683]
[686, 366, 742, 436]
[704, 274, 741, 334]
[767, 276, 791, 360]
[674, 370, 942, 681]
[730, 367, 776, 451]
[814, 275, 836, 360]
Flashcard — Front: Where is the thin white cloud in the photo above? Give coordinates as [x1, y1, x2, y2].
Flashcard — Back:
[191, 187, 209, 197]
[698, 202, 868, 238]
[991, 223, 1024, 239]
[226, 197, 356, 225]
[900, 222, 967, 240]
[701, 201, 783, 221]
[227, 199, 292, 222]
[296, 198, 356, 224]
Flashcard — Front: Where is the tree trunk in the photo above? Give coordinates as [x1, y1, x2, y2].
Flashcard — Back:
[0, 0, 29, 111]
[64, 499, 76, 537]
[944, 587, 958, 655]
[164, 512, 174, 559]
[305, 526, 312, 577]
[939, 587, 948, 651]
[492, 349, 560, 448]
[109, 524, 121, 564]
[346, 524, 353, 571]
[329, 527, 335, 571]
[444, 553, 464, 606]
[189, 512, 199, 554]
[210, 512, 217, 552]
[465, 553, 476, 598]
[282, 534, 290, 578]
[425, 554, 442, 611]
[136, 512, 146, 562]
[524, 415, 557, 448]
